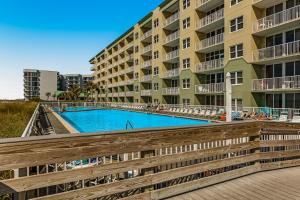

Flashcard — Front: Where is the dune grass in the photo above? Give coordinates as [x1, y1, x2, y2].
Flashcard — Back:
[0, 101, 37, 138]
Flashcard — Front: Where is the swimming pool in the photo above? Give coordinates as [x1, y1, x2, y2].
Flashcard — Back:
[57, 109, 211, 133]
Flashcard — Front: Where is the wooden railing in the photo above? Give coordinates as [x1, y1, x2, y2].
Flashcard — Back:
[1, 121, 300, 200]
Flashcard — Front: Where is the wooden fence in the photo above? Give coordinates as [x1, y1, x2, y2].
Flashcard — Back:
[0, 121, 300, 200]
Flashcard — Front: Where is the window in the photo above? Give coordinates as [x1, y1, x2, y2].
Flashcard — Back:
[154, 35, 159, 43]
[230, 71, 243, 85]
[231, 0, 243, 6]
[230, 43, 243, 59]
[154, 51, 159, 59]
[183, 38, 190, 49]
[135, 32, 139, 40]
[153, 83, 159, 91]
[183, 99, 191, 106]
[134, 85, 139, 92]
[135, 46, 139, 53]
[183, 58, 190, 69]
[183, 17, 190, 29]
[232, 99, 243, 111]
[153, 67, 159, 76]
[135, 59, 139, 65]
[134, 72, 139, 80]
[230, 16, 243, 32]
[154, 18, 159, 28]
[183, 0, 190, 9]
[182, 79, 190, 89]
[134, 99, 139, 103]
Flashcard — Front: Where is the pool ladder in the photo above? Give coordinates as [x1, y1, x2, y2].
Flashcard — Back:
[126, 120, 134, 130]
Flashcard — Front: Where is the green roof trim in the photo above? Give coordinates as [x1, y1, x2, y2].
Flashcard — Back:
[138, 12, 153, 25]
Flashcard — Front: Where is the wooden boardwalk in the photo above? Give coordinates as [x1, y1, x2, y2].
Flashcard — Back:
[167, 167, 300, 200]
[46, 110, 70, 134]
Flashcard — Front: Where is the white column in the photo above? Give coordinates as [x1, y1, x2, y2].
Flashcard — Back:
[226, 72, 232, 122]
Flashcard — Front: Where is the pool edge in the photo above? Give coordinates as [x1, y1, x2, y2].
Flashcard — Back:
[52, 111, 80, 134]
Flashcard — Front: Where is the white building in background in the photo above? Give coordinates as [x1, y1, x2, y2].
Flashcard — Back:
[23, 69, 59, 101]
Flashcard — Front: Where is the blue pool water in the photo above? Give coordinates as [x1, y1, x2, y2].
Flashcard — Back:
[57, 109, 211, 133]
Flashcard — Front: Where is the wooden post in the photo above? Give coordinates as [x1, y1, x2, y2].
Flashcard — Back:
[140, 150, 156, 191]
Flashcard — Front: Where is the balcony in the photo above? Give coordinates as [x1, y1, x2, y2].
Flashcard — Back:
[162, 87, 180, 95]
[113, 93, 119, 97]
[252, 0, 286, 9]
[126, 55, 134, 62]
[196, 0, 223, 12]
[141, 30, 152, 42]
[164, 49, 179, 63]
[196, 58, 224, 74]
[141, 60, 152, 69]
[126, 79, 134, 85]
[126, 42, 134, 50]
[107, 93, 113, 97]
[195, 83, 224, 94]
[126, 67, 134, 74]
[141, 90, 152, 96]
[253, 5, 300, 36]
[196, 33, 224, 53]
[163, 12, 180, 30]
[196, 9, 224, 33]
[252, 75, 300, 92]
[119, 92, 125, 97]
[141, 45, 152, 56]
[126, 91, 134, 97]
[162, 68, 180, 79]
[164, 31, 180, 47]
[90, 66, 95, 71]
[119, 70, 126, 76]
[252, 40, 300, 64]
[141, 75, 152, 82]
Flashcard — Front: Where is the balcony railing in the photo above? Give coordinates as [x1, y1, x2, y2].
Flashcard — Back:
[126, 79, 134, 85]
[141, 90, 152, 96]
[253, 40, 300, 62]
[253, 5, 300, 33]
[165, 50, 179, 62]
[252, 75, 300, 91]
[195, 83, 224, 94]
[142, 45, 152, 54]
[196, 0, 211, 7]
[126, 67, 134, 73]
[165, 31, 180, 44]
[127, 42, 134, 49]
[141, 75, 152, 82]
[141, 30, 152, 41]
[164, 12, 179, 27]
[126, 91, 134, 96]
[196, 33, 224, 51]
[126, 54, 134, 62]
[162, 87, 180, 95]
[196, 9, 224, 29]
[162, 68, 180, 78]
[196, 58, 224, 73]
[141, 60, 152, 69]
[113, 93, 119, 97]
[119, 92, 125, 97]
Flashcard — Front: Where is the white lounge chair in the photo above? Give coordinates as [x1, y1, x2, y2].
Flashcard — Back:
[188, 109, 194, 115]
[205, 110, 211, 117]
[291, 113, 300, 123]
[278, 112, 288, 122]
[193, 109, 200, 115]
[199, 109, 206, 116]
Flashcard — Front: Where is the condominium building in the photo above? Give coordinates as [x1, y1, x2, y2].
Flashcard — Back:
[90, 0, 300, 109]
[23, 69, 59, 100]
[60, 74, 94, 91]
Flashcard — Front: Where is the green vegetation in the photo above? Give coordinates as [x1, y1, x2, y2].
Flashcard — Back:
[0, 101, 37, 138]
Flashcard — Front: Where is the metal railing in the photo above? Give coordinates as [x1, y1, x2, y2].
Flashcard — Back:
[162, 87, 180, 95]
[125, 91, 134, 96]
[141, 90, 152, 96]
[196, 33, 224, 51]
[162, 68, 180, 78]
[165, 31, 180, 44]
[141, 30, 152, 41]
[141, 75, 152, 82]
[196, 58, 224, 73]
[141, 60, 152, 69]
[253, 40, 300, 62]
[126, 66, 134, 73]
[195, 83, 224, 94]
[126, 54, 134, 62]
[164, 12, 179, 27]
[252, 75, 300, 91]
[253, 5, 300, 33]
[165, 49, 179, 61]
[196, 8, 224, 29]
[196, 0, 211, 8]
[142, 45, 152, 54]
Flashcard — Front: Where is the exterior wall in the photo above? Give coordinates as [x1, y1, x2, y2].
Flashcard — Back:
[90, 0, 300, 109]
[39, 71, 58, 100]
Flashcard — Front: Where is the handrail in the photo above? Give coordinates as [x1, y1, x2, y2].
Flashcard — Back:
[126, 120, 134, 130]
[21, 103, 40, 137]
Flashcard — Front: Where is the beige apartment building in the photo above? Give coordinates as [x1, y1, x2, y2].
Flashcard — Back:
[90, 0, 300, 109]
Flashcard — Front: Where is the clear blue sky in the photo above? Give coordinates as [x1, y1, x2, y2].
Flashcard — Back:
[0, 0, 163, 99]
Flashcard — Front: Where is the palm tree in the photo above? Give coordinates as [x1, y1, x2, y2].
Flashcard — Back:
[52, 93, 57, 101]
[57, 91, 70, 101]
[84, 81, 98, 101]
[69, 85, 81, 101]
[45, 92, 51, 101]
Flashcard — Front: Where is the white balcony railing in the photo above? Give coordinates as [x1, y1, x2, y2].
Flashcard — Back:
[141, 60, 152, 69]
[253, 5, 300, 33]
[142, 45, 152, 54]
[127, 42, 134, 49]
[165, 31, 180, 44]
[162, 68, 180, 78]
[162, 87, 180, 95]
[196, 58, 224, 73]
[126, 91, 134, 96]
[196, 9, 224, 29]
[164, 12, 179, 27]
[119, 92, 125, 97]
[141, 30, 152, 41]
[196, 33, 224, 51]
[165, 50, 179, 61]
[126, 67, 134, 73]
[126, 54, 134, 62]
[195, 83, 224, 94]
[126, 79, 134, 85]
[113, 93, 119, 97]
[141, 90, 152, 96]
[141, 75, 152, 82]
[253, 40, 300, 62]
[252, 75, 300, 91]
[196, 0, 211, 8]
